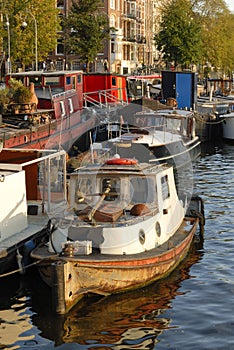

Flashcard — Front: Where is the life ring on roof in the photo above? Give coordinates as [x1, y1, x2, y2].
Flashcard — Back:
[105, 158, 138, 165]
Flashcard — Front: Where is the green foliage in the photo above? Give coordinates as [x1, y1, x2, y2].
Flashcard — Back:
[154, 0, 203, 69]
[0, 89, 10, 108]
[8, 78, 32, 103]
[65, 0, 112, 71]
[192, 0, 234, 75]
[0, 0, 60, 70]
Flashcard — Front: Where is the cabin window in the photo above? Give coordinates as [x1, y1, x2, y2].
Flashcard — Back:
[76, 178, 93, 203]
[130, 176, 155, 204]
[79, 178, 93, 195]
[66, 76, 71, 85]
[45, 77, 60, 86]
[161, 175, 170, 200]
[77, 74, 82, 84]
[165, 117, 181, 133]
[102, 178, 120, 201]
[59, 101, 66, 117]
[68, 98, 73, 113]
[71, 76, 76, 89]
[28, 76, 42, 86]
[112, 77, 116, 86]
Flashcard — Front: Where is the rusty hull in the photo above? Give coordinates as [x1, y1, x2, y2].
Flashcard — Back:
[32, 217, 199, 314]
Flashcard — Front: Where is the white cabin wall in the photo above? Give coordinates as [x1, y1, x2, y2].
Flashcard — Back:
[156, 167, 185, 244]
[0, 171, 28, 240]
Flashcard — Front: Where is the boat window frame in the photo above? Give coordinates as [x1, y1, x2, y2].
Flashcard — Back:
[68, 98, 74, 113]
[66, 76, 71, 85]
[44, 76, 60, 86]
[102, 177, 120, 201]
[129, 175, 156, 204]
[75, 177, 93, 204]
[77, 74, 82, 84]
[161, 175, 170, 200]
[59, 101, 66, 117]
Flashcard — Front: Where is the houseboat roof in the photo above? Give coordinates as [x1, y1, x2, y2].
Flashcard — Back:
[7, 70, 83, 78]
[135, 109, 194, 118]
[71, 161, 170, 176]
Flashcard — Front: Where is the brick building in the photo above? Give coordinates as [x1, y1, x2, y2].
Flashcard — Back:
[50, 0, 162, 74]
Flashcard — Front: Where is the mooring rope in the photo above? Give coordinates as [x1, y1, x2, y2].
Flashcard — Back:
[193, 113, 225, 125]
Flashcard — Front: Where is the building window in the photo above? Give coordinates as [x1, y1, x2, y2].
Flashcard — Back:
[57, 0, 64, 8]
[110, 0, 115, 10]
[110, 14, 116, 27]
[56, 38, 64, 55]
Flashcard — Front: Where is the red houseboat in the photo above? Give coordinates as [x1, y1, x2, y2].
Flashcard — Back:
[1, 71, 128, 151]
[2, 70, 96, 151]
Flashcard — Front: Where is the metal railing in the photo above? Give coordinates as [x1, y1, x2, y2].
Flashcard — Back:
[83, 88, 128, 109]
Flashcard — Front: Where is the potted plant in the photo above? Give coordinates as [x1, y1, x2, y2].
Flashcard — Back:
[0, 89, 10, 114]
[7, 78, 33, 113]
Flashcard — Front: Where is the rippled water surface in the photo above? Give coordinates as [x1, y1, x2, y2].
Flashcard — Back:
[0, 143, 233, 350]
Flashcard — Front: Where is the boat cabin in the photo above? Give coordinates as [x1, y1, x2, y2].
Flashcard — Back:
[0, 148, 67, 273]
[6, 70, 84, 110]
[83, 73, 128, 106]
[57, 159, 186, 256]
[134, 109, 196, 139]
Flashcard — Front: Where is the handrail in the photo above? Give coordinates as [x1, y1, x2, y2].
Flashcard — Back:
[83, 88, 128, 109]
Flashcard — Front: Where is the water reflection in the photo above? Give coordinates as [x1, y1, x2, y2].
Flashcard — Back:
[0, 277, 33, 349]
[0, 273, 54, 349]
[31, 239, 203, 349]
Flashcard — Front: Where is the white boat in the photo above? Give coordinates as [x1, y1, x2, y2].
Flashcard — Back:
[101, 109, 201, 170]
[221, 112, 234, 141]
[0, 147, 67, 276]
[31, 155, 204, 314]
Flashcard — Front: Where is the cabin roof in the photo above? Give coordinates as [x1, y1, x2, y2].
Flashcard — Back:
[7, 70, 83, 78]
[135, 109, 194, 119]
[70, 162, 170, 177]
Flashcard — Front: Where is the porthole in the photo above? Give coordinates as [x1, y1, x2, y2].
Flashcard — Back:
[139, 229, 145, 245]
[155, 222, 161, 237]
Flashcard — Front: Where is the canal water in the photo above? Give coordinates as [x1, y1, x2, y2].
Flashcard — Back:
[0, 142, 233, 350]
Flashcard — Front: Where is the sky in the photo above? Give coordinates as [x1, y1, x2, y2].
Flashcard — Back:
[225, 0, 234, 12]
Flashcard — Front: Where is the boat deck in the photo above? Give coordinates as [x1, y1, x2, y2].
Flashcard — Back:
[31, 216, 199, 263]
[0, 201, 65, 256]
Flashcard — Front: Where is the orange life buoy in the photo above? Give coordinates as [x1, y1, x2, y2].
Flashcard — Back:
[105, 158, 138, 165]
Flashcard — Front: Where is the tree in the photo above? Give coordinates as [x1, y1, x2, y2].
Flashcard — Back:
[191, 0, 234, 76]
[154, 0, 203, 69]
[65, 0, 113, 72]
[0, 0, 60, 71]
